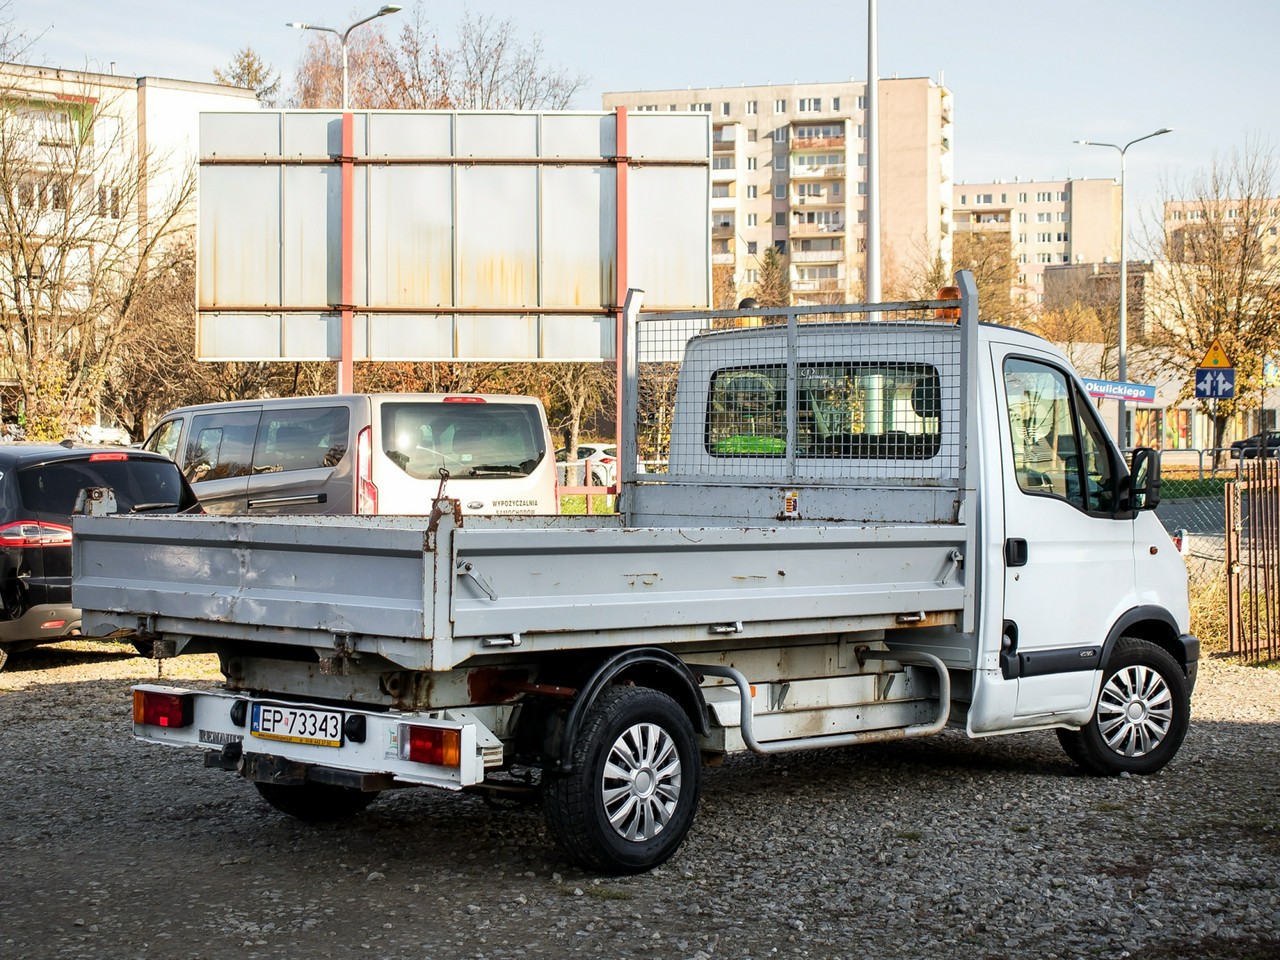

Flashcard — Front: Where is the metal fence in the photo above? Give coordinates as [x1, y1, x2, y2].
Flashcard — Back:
[1226, 457, 1280, 661]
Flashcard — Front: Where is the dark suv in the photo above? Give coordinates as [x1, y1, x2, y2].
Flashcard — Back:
[0, 444, 200, 670]
[1229, 431, 1280, 459]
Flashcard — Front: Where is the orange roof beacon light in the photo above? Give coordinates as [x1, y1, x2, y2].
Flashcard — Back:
[935, 285, 962, 322]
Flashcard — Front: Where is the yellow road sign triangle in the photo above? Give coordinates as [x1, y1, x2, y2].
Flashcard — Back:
[1199, 340, 1232, 368]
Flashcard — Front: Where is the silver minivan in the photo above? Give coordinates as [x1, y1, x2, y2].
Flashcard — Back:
[141, 394, 558, 516]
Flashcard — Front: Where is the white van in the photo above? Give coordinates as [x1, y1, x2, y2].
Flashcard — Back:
[141, 394, 557, 516]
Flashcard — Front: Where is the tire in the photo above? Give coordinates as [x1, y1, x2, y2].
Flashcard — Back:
[1057, 637, 1190, 776]
[590, 469, 606, 488]
[543, 686, 701, 874]
[254, 781, 381, 822]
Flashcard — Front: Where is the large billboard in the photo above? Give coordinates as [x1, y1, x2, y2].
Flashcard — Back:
[196, 110, 711, 362]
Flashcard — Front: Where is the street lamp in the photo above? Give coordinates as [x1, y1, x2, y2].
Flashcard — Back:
[1074, 127, 1173, 447]
[287, 5, 402, 110]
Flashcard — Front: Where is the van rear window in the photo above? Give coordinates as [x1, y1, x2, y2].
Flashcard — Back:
[381, 403, 547, 481]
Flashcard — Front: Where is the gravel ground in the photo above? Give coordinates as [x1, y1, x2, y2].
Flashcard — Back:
[1, 640, 1278, 960]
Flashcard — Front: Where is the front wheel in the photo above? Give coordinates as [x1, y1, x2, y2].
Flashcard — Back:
[1057, 637, 1190, 776]
[254, 781, 381, 821]
[543, 686, 701, 874]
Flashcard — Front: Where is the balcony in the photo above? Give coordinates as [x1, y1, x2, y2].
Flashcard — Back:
[790, 135, 845, 150]
[791, 193, 840, 207]
[790, 221, 845, 236]
[790, 163, 846, 179]
[712, 124, 739, 152]
[791, 278, 843, 293]
[712, 222, 735, 238]
[791, 248, 843, 263]
[711, 252, 735, 265]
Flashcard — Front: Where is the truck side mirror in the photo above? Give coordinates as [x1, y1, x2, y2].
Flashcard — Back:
[1128, 447, 1161, 511]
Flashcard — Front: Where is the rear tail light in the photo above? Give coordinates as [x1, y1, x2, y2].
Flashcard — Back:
[356, 425, 377, 515]
[133, 690, 194, 728]
[399, 724, 462, 767]
[0, 521, 72, 548]
[88, 452, 129, 461]
[443, 396, 486, 403]
[39, 619, 68, 630]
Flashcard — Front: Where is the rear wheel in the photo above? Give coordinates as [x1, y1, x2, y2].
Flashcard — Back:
[254, 781, 381, 821]
[0, 644, 8, 672]
[543, 686, 700, 874]
[1058, 637, 1190, 776]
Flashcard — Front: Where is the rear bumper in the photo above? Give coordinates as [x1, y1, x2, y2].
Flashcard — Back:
[132, 684, 496, 789]
[0, 603, 80, 649]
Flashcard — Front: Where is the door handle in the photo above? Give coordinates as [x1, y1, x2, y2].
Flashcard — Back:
[1005, 538, 1028, 567]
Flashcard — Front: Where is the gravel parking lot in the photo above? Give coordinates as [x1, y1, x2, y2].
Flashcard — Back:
[1, 641, 1278, 960]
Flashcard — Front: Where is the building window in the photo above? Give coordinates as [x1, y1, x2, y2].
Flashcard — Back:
[832, 97, 841, 110]
[856, 124, 865, 138]
[49, 182, 66, 210]
[712, 156, 733, 170]
[857, 95, 866, 109]
[690, 102, 711, 112]
[832, 181, 841, 196]
[712, 184, 731, 198]
[1058, 211, 1070, 222]
[1018, 233, 1027, 243]
[747, 241, 758, 254]
[1018, 192, 1028, 202]
[1037, 212, 1051, 222]
[720, 102, 730, 116]
[773, 127, 788, 143]
[1037, 232, 1052, 243]
[774, 99, 787, 112]
[746, 157, 757, 170]
[1037, 253, 1053, 263]
[857, 182, 867, 196]
[857, 153, 867, 166]
[774, 240, 787, 254]
[745, 268, 759, 283]
[746, 100, 758, 115]
[774, 156, 786, 170]
[1057, 232, 1069, 242]
[1057, 191, 1068, 201]
[798, 97, 822, 112]
[1036, 191, 1052, 202]
[774, 184, 786, 199]
[976, 193, 993, 204]
[747, 185, 758, 199]
[747, 214, 758, 227]
[1000, 193, 1007, 203]
[98, 186, 120, 219]
[774, 213, 786, 226]
[17, 181, 36, 209]
[1018, 213, 1027, 223]
[747, 129, 757, 142]
[959, 194, 967, 205]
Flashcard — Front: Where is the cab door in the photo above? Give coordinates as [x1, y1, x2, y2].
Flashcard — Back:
[995, 349, 1135, 718]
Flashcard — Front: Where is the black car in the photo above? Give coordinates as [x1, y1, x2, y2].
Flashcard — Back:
[1229, 430, 1280, 459]
[0, 443, 201, 670]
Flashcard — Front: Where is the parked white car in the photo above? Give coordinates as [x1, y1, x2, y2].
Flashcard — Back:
[555, 442, 617, 487]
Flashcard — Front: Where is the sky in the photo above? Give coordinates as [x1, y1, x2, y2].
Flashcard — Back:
[10, 0, 1280, 238]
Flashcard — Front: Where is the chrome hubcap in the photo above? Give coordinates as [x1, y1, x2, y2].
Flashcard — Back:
[1097, 664, 1173, 756]
[601, 722, 682, 841]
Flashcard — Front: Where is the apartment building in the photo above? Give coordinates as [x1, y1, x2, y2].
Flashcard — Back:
[0, 62, 257, 428]
[603, 78, 953, 304]
[952, 178, 1121, 304]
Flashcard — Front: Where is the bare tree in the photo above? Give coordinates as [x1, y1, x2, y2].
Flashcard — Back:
[950, 231, 1033, 327]
[1145, 139, 1280, 453]
[291, 3, 586, 111]
[0, 73, 197, 438]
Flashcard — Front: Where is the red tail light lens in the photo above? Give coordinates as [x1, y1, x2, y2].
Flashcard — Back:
[0, 521, 73, 548]
[133, 690, 194, 728]
[356, 425, 377, 515]
[399, 724, 462, 767]
[88, 452, 129, 461]
[443, 396, 486, 403]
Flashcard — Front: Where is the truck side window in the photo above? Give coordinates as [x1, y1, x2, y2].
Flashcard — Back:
[1004, 357, 1115, 513]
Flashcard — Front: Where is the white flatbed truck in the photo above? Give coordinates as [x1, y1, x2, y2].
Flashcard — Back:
[74, 273, 1197, 873]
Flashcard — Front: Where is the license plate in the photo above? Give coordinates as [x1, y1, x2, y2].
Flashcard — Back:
[251, 703, 344, 747]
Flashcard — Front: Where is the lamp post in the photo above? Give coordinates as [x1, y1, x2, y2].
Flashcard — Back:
[1074, 127, 1173, 448]
[287, 5, 402, 109]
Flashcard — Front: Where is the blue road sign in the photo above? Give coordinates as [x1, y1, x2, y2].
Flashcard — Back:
[1194, 367, 1236, 399]
[1081, 378, 1157, 403]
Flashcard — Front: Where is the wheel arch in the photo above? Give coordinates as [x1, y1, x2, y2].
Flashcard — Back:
[520, 647, 709, 774]
[1102, 605, 1199, 677]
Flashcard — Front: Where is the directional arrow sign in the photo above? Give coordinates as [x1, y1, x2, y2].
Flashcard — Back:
[1194, 367, 1235, 399]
